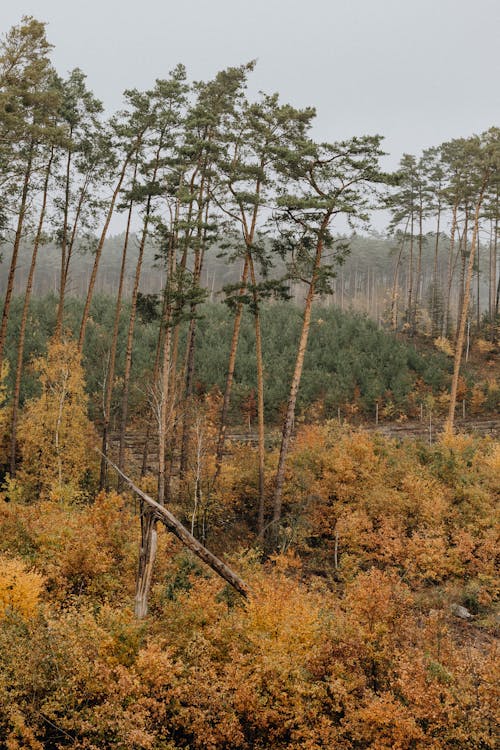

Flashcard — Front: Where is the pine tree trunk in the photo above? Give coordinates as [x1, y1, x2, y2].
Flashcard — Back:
[10, 149, 53, 474]
[99, 170, 136, 490]
[272, 218, 329, 540]
[446, 189, 486, 433]
[0, 144, 34, 374]
[55, 172, 91, 338]
[248, 254, 266, 537]
[390, 227, 407, 331]
[141, 285, 169, 477]
[407, 212, 414, 332]
[414, 202, 424, 329]
[179, 202, 208, 479]
[78, 154, 133, 352]
[476, 233, 481, 329]
[431, 208, 442, 337]
[117, 191, 153, 485]
[213, 255, 250, 480]
[456, 210, 469, 344]
[442, 203, 458, 337]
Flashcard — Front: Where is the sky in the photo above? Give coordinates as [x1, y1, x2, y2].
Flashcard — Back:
[1, 0, 499, 230]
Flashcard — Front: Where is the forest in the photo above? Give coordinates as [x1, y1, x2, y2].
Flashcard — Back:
[0, 16, 498, 750]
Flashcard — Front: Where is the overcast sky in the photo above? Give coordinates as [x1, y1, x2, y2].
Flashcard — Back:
[2, 1, 499, 177]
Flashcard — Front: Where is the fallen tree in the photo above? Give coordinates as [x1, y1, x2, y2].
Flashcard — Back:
[98, 450, 251, 616]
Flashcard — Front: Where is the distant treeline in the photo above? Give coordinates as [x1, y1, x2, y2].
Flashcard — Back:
[1, 232, 492, 331]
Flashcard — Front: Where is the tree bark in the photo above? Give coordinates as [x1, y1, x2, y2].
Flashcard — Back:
[442, 203, 458, 337]
[10, 148, 54, 474]
[78, 148, 137, 352]
[213, 255, 250, 480]
[117, 190, 154, 485]
[446, 189, 486, 433]
[272, 217, 329, 539]
[99, 165, 137, 489]
[54, 171, 92, 338]
[248, 254, 266, 537]
[0, 143, 34, 374]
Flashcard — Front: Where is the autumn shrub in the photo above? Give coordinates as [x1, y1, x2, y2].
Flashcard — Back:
[16, 337, 98, 503]
[272, 424, 498, 595]
[0, 554, 44, 620]
[0, 491, 139, 603]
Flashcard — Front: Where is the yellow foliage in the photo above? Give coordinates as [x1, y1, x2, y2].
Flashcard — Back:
[433, 336, 454, 356]
[0, 555, 44, 620]
[17, 337, 98, 502]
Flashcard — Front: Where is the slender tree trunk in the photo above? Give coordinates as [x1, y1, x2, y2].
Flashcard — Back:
[491, 212, 498, 340]
[476, 232, 481, 329]
[414, 199, 424, 328]
[179, 195, 208, 479]
[158, 227, 178, 504]
[390, 224, 408, 331]
[248, 254, 266, 537]
[141, 281, 170, 477]
[55, 172, 92, 338]
[10, 149, 54, 474]
[0, 144, 34, 374]
[56, 139, 72, 336]
[212, 173, 263, 483]
[213, 255, 250, 479]
[407, 212, 414, 332]
[117, 190, 155, 485]
[78, 149, 136, 352]
[446, 189, 486, 433]
[99, 166, 137, 489]
[431, 208, 442, 336]
[135, 508, 158, 619]
[495, 271, 500, 323]
[442, 203, 458, 337]
[456, 209, 469, 344]
[272, 217, 330, 538]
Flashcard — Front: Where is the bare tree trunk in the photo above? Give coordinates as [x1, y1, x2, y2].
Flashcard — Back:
[0, 144, 34, 374]
[135, 507, 158, 619]
[10, 149, 54, 474]
[442, 203, 458, 337]
[213, 255, 250, 480]
[446, 190, 485, 433]
[248, 254, 266, 537]
[158, 320, 173, 504]
[390, 225, 408, 331]
[456, 209, 469, 345]
[272, 218, 329, 539]
[55, 172, 92, 338]
[99, 168, 136, 489]
[55, 139, 72, 338]
[476, 232, 481, 329]
[78, 154, 133, 352]
[431, 209, 442, 337]
[117, 192, 154, 485]
[407, 212, 414, 333]
[492, 213, 498, 340]
[179, 197, 209, 479]
[414, 200, 424, 329]
[141, 286, 169, 477]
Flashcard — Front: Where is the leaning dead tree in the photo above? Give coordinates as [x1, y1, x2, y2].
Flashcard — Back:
[98, 451, 251, 616]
